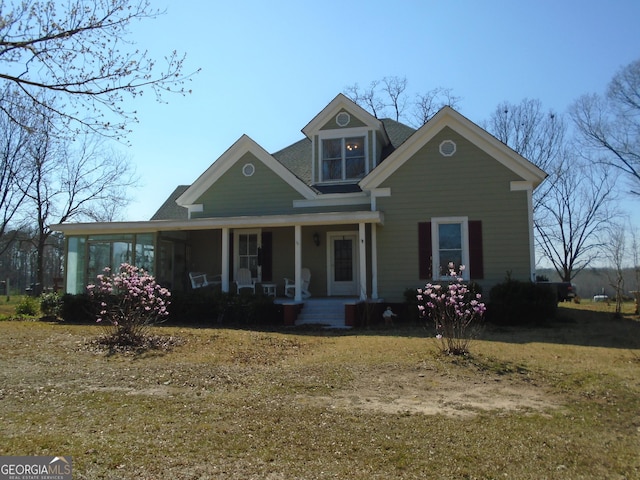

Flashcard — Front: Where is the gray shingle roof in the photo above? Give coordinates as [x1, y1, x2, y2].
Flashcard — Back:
[150, 185, 190, 221]
[381, 118, 417, 150]
[271, 138, 312, 185]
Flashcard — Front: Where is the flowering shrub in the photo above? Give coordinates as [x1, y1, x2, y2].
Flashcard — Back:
[417, 264, 486, 355]
[87, 263, 171, 344]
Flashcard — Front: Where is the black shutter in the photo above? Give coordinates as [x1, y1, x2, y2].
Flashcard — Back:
[228, 232, 234, 276]
[468, 221, 484, 280]
[418, 222, 432, 280]
[261, 232, 273, 282]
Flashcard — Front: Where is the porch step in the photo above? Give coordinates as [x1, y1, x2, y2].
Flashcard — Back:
[295, 298, 356, 328]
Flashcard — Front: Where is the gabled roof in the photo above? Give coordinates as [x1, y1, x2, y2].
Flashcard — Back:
[302, 93, 389, 145]
[359, 106, 547, 190]
[176, 134, 317, 207]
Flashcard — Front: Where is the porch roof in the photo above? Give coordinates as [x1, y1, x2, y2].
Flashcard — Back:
[51, 210, 384, 235]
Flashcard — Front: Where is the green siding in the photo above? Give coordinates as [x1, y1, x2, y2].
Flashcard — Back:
[320, 109, 367, 130]
[374, 130, 386, 166]
[193, 153, 304, 218]
[375, 126, 532, 301]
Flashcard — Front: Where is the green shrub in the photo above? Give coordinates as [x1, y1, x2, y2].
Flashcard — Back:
[224, 291, 277, 325]
[40, 292, 62, 318]
[487, 278, 557, 326]
[168, 290, 279, 325]
[168, 290, 221, 323]
[403, 288, 421, 324]
[60, 294, 96, 323]
[15, 296, 39, 316]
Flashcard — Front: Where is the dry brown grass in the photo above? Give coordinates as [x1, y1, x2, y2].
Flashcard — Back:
[1, 301, 639, 479]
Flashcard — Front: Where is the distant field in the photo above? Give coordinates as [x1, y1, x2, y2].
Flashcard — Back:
[0, 300, 639, 479]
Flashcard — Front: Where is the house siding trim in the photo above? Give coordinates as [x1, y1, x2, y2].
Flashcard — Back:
[51, 211, 385, 235]
[293, 192, 370, 208]
[511, 181, 536, 281]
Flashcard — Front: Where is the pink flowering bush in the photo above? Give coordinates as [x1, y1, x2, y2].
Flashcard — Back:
[87, 263, 171, 344]
[417, 263, 486, 355]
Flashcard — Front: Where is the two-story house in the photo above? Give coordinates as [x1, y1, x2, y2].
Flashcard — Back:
[53, 93, 546, 315]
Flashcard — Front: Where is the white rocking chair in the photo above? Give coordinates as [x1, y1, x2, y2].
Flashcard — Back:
[284, 267, 311, 299]
[189, 272, 221, 289]
[235, 268, 256, 294]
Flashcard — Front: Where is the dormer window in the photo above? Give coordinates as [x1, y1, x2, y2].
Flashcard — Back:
[321, 136, 366, 181]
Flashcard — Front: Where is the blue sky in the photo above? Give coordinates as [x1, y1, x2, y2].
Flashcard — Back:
[121, 0, 640, 225]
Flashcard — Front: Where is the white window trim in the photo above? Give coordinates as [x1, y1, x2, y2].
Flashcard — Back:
[317, 127, 369, 183]
[431, 216, 470, 281]
[234, 228, 262, 282]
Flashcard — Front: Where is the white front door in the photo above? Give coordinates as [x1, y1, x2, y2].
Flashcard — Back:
[327, 232, 359, 296]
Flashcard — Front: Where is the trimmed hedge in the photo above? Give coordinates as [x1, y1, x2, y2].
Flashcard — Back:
[60, 290, 281, 326]
[487, 279, 557, 326]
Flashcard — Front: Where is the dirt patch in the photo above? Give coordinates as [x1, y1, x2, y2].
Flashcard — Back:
[301, 368, 560, 417]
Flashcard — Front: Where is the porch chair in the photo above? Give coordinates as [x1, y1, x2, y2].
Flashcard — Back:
[235, 268, 256, 294]
[284, 267, 311, 299]
[189, 272, 221, 289]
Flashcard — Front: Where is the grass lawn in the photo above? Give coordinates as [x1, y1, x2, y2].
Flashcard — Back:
[1, 298, 639, 479]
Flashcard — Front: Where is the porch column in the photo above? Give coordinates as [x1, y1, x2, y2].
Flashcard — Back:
[371, 223, 379, 300]
[294, 224, 302, 302]
[221, 227, 230, 292]
[358, 222, 367, 300]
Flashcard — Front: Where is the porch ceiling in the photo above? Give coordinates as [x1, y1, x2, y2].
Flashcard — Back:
[51, 210, 384, 235]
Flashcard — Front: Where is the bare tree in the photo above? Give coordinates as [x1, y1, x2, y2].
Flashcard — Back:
[0, 0, 197, 138]
[485, 99, 566, 174]
[571, 59, 640, 195]
[0, 89, 35, 255]
[535, 157, 618, 281]
[481, 98, 619, 280]
[603, 222, 627, 317]
[413, 87, 461, 126]
[381, 76, 408, 122]
[22, 116, 137, 292]
[344, 80, 385, 119]
[632, 227, 640, 314]
[344, 76, 460, 127]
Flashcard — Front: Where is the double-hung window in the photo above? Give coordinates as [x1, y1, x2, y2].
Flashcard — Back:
[432, 217, 469, 280]
[321, 136, 366, 181]
[235, 229, 261, 281]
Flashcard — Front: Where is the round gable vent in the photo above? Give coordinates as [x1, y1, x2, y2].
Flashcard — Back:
[242, 163, 255, 177]
[439, 140, 457, 157]
[336, 112, 351, 127]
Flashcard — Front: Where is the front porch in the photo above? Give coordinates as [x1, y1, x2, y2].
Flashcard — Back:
[151, 212, 385, 303]
[56, 211, 386, 309]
